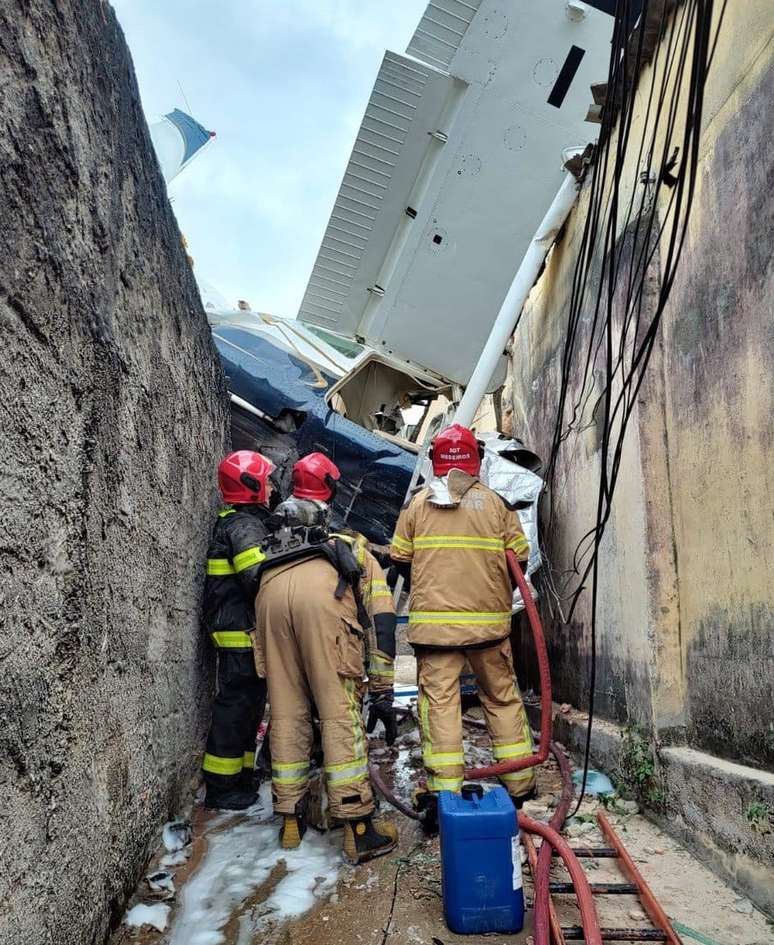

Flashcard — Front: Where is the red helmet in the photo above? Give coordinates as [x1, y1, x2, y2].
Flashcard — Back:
[218, 450, 275, 506]
[292, 452, 341, 502]
[430, 423, 483, 477]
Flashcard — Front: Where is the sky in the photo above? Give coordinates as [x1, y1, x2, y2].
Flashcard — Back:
[112, 0, 428, 318]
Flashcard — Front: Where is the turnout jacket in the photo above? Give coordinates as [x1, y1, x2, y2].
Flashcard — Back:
[203, 505, 273, 649]
[390, 480, 529, 647]
[255, 532, 396, 692]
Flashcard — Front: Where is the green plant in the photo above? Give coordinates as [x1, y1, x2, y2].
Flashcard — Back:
[619, 727, 665, 808]
[745, 801, 772, 835]
[573, 812, 597, 824]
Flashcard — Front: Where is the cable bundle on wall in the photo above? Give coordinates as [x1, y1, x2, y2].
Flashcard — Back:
[539, 0, 727, 811]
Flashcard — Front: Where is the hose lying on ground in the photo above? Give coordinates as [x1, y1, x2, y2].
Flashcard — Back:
[534, 741, 574, 945]
[519, 814, 602, 945]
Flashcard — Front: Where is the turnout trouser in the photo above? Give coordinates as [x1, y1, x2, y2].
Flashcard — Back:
[417, 638, 536, 797]
[202, 645, 266, 791]
[257, 558, 374, 820]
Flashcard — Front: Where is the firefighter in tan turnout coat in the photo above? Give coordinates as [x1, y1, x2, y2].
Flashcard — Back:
[390, 424, 536, 804]
[255, 453, 398, 864]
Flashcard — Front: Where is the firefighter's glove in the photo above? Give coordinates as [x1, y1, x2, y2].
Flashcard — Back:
[366, 692, 398, 746]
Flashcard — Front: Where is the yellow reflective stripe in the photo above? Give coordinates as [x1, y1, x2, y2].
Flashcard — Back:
[325, 762, 369, 785]
[325, 756, 367, 773]
[492, 741, 533, 759]
[272, 760, 310, 785]
[414, 537, 505, 552]
[211, 631, 253, 648]
[342, 678, 366, 766]
[369, 655, 395, 676]
[428, 776, 463, 792]
[419, 690, 432, 763]
[207, 558, 236, 575]
[202, 753, 243, 776]
[506, 535, 529, 552]
[233, 546, 267, 573]
[330, 533, 367, 565]
[325, 755, 369, 785]
[501, 769, 537, 785]
[390, 534, 413, 552]
[369, 580, 391, 600]
[424, 751, 464, 767]
[414, 534, 503, 545]
[272, 773, 309, 785]
[409, 611, 511, 625]
[218, 507, 236, 518]
[243, 751, 256, 768]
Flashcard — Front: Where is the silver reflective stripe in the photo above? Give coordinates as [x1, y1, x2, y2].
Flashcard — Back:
[325, 760, 369, 785]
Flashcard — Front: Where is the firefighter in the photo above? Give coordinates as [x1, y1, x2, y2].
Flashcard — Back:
[201, 450, 277, 810]
[389, 424, 536, 807]
[255, 452, 398, 863]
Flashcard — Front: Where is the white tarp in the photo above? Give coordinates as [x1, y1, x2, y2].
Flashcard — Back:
[479, 433, 544, 613]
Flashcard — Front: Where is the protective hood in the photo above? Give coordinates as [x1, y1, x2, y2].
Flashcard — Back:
[427, 468, 480, 508]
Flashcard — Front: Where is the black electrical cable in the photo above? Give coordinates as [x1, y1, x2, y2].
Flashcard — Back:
[530, 0, 726, 817]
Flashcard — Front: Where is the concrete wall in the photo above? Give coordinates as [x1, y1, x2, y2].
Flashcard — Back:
[0, 3, 228, 943]
[509, 0, 773, 908]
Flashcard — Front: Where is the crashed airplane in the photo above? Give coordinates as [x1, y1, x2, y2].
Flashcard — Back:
[190, 0, 619, 552]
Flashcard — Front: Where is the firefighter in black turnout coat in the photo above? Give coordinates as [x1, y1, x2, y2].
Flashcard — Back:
[201, 450, 277, 810]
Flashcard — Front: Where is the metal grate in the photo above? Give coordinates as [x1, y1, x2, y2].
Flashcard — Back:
[406, 0, 483, 71]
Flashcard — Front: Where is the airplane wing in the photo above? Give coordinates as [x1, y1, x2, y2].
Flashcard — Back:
[298, 0, 618, 388]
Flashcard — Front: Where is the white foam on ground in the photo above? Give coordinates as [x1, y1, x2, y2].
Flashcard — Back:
[167, 784, 341, 945]
[125, 903, 171, 932]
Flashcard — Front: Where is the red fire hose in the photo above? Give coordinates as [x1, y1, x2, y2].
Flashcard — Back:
[463, 550, 552, 780]
[534, 741, 574, 945]
[520, 815, 602, 945]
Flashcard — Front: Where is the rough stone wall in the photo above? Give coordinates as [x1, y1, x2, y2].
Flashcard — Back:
[0, 3, 228, 944]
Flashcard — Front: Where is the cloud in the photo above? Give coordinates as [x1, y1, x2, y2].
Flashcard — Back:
[112, 0, 427, 316]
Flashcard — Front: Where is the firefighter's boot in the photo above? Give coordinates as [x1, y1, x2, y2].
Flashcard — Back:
[204, 787, 258, 811]
[510, 786, 538, 810]
[413, 788, 439, 836]
[279, 814, 306, 850]
[343, 816, 398, 864]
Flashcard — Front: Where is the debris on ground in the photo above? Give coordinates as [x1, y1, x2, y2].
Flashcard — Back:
[571, 768, 615, 795]
[145, 870, 175, 898]
[124, 903, 171, 933]
[113, 726, 773, 945]
[162, 820, 193, 852]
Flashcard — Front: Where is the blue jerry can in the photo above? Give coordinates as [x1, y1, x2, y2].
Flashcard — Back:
[438, 786, 525, 935]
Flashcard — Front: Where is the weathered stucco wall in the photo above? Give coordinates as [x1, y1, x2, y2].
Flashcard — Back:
[513, 0, 773, 763]
[660, 48, 774, 769]
[0, 3, 228, 943]
[509, 1, 773, 904]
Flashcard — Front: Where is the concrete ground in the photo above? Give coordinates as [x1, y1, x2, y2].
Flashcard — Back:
[113, 707, 773, 945]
